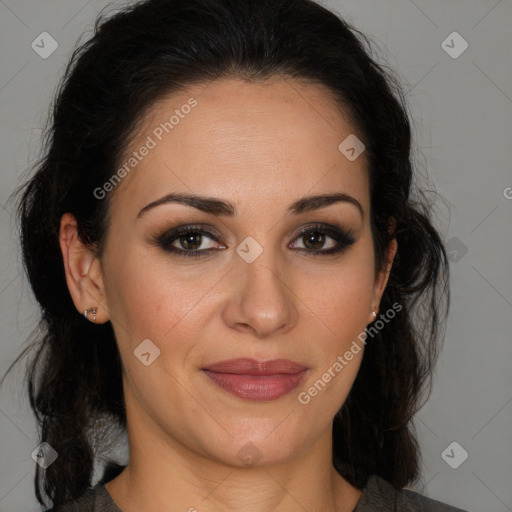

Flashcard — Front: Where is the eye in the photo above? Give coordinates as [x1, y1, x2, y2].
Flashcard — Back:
[290, 223, 356, 255]
[154, 222, 356, 259]
[156, 225, 225, 258]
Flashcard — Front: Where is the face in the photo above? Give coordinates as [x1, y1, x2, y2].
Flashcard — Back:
[61, 77, 396, 469]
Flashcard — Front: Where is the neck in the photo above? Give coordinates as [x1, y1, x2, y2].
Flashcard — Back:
[106, 420, 361, 512]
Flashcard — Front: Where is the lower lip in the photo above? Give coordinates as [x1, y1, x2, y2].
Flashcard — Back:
[202, 370, 307, 401]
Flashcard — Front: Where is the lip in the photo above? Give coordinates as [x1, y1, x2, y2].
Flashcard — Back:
[202, 358, 309, 401]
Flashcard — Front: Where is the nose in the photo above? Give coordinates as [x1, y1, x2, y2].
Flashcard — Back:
[221, 245, 298, 339]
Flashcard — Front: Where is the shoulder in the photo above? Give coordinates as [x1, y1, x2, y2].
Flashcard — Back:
[355, 474, 470, 512]
[398, 487, 469, 512]
[44, 488, 97, 512]
[44, 483, 120, 512]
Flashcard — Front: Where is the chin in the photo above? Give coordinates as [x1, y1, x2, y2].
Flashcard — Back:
[199, 421, 308, 468]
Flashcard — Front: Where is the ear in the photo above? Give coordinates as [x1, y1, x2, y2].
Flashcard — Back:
[59, 213, 110, 323]
[367, 218, 398, 324]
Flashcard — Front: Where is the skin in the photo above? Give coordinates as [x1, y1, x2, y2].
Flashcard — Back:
[60, 77, 397, 512]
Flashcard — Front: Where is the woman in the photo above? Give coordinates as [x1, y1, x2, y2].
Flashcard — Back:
[10, 0, 467, 510]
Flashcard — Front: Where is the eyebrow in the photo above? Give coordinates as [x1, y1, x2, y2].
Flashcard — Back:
[137, 191, 363, 219]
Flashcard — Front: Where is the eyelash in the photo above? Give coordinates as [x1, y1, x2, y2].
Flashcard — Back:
[154, 223, 356, 259]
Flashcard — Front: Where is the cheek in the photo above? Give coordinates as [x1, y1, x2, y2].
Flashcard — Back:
[299, 254, 376, 340]
[102, 244, 210, 350]
[295, 268, 373, 415]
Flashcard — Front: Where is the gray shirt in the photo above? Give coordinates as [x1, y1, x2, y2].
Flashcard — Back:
[46, 474, 469, 511]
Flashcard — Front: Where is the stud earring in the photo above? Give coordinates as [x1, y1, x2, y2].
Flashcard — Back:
[372, 311, 377, 317]
[83, 307, 97, 322]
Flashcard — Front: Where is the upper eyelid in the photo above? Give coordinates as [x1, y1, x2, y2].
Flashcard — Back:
[158, 225, 223, 242]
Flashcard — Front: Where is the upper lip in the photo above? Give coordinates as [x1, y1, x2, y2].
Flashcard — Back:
[202, 358, 308, 375]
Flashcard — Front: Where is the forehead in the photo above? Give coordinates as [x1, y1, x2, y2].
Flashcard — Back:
[109, 77, 369, 219]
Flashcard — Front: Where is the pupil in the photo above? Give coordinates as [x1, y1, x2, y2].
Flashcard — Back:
[304, 230, 324, 250]
[181, 233, 201, 250]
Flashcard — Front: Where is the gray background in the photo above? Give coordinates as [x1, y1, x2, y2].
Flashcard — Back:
[0, 0, 511, 510]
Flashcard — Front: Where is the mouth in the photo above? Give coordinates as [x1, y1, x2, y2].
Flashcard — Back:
[201, 358, 309, 402]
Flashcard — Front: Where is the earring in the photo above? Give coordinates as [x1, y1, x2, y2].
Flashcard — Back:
[83, 307, 97, 322]
[372, 311, 377, 317]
